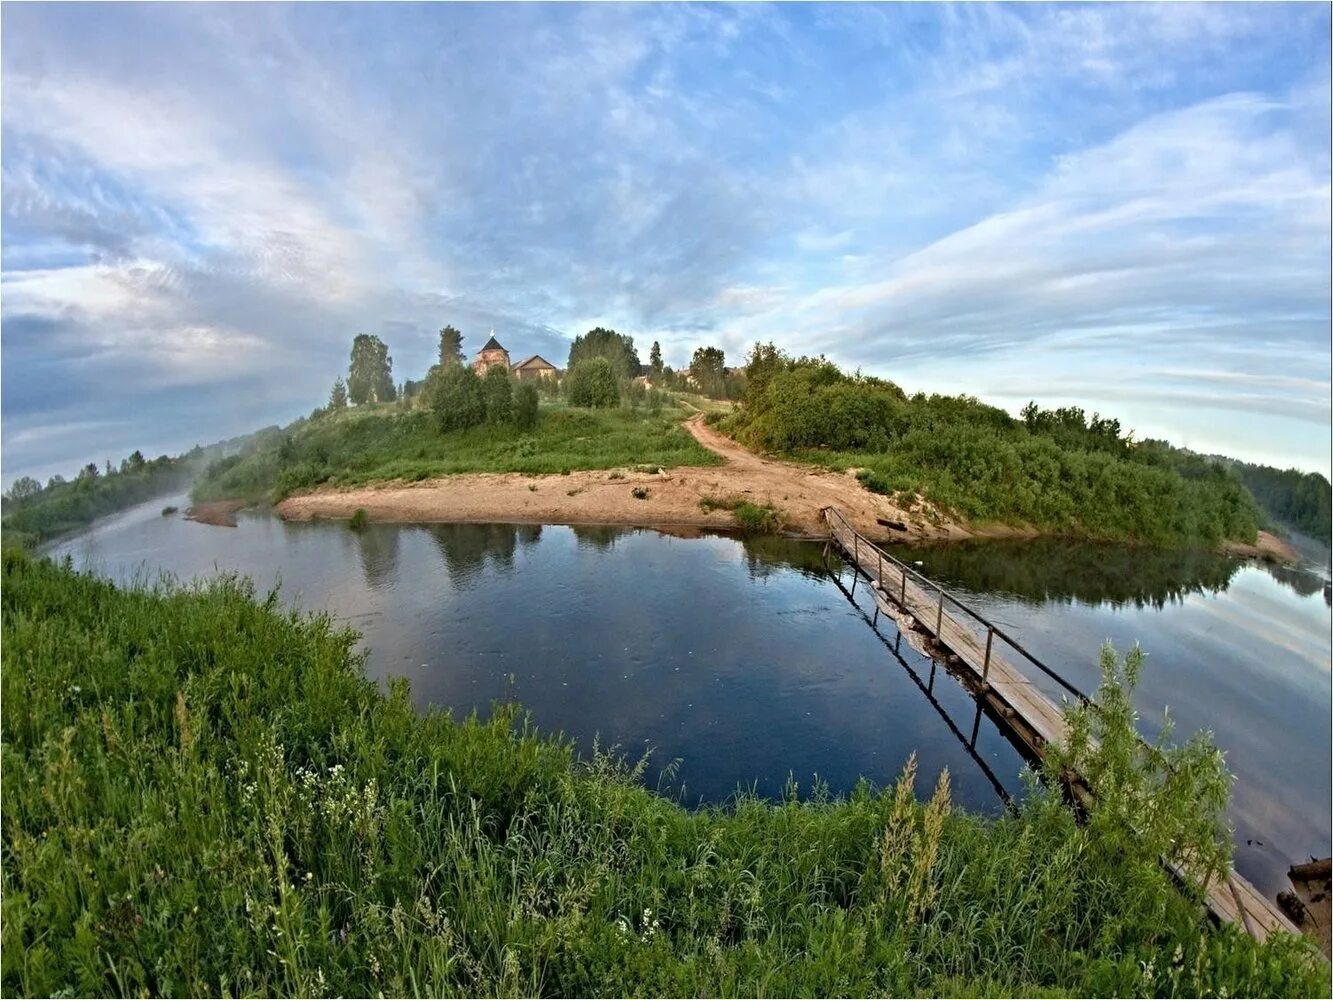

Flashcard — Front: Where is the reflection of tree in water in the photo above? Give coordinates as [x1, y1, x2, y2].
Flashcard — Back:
[570, 524, 628, 551]
[426, 523, 542, 583]
[1260, 560, 1330, 602]
[892, 537, 1247, 610]
[737, 533, 829, 582]
[355, 524, 401, 590]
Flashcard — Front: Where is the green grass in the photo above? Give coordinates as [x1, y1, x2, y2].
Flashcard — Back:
[193, 401, 721, 504]
[699, 495, 783, 533]
[2, 552, 1320, 997]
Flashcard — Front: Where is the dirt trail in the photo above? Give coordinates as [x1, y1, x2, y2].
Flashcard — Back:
[275, 414, 963, 542]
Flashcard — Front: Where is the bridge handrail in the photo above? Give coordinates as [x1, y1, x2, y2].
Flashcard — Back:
[823, 506, 1090, 705]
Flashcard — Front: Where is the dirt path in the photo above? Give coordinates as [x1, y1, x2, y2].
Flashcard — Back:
[275, 414, 964, 542]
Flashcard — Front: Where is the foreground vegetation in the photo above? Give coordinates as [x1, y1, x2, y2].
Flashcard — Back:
[718, 347, 1262, 547]
[2, 553, 1321, 997]
[194, 401, 718, 504]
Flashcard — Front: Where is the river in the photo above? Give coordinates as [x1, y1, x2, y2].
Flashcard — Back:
[46, 492, 1331, 897]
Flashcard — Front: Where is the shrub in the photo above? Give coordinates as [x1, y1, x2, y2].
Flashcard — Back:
[426, 363, 486, 432]
[349, 507, 369, 530]
[481, 365, 514, 425]
[513, 382, 540, 430]
[567, 358, 620, 408]
[631, 486, 649, 500]
[161, 505, 178, 516]
[732, 501, 781, 533]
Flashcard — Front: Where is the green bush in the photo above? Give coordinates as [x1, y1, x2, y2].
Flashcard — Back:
[349, 507, 369, 530]
[0, 554, 1321, 997]
[567, 358, 620, 408]
[514, 382, 540, 430]
[426, 363, 486, 432]
[481, 365, 514, 425]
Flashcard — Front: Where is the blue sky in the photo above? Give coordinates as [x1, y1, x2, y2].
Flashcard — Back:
[2, 2, 1329, 485]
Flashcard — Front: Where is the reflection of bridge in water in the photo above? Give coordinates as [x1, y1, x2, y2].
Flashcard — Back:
[821, 506, 1298, 945]
[826, 568, 1014, 809]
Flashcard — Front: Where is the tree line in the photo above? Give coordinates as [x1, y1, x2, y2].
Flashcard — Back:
[719, 343, 1264, 547]
[2, 446, 221, 548]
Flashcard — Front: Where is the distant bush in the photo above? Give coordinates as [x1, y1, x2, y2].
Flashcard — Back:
[349, 507, 369, 530]
[426, 363, 486, 432]
[481, 365, 514, 425]
[513, 383, 540, 430]
[567, 358, 619, 408]
[161, 505, 178, 516]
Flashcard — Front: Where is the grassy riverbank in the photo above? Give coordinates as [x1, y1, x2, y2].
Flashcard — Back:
[193, 400, 719, 504]
[2, 552, 1321, 997]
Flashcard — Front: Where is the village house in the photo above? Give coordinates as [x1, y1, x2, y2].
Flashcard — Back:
[511, 354, 558, 381]
[471, 334, 511, 375]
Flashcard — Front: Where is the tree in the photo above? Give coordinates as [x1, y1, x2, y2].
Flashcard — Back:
[348, 334, 395, 404]
[79, 463, 100, 481]
[6, 476, 41, 504]
[127, 450, 146, 471]
[689, 346, 727, 398]
[425, 363, 486, 432]
[481, 365, 513, 425]
[45, 475, 66, 491]
[329, 377, 349, 410]
[567, 357, 620, 408]
[514, 382, 540, 429]
[649, 341, 663, 377]
[567, 327, 640, 380]
[743, 342, 789, 407]
[438, 325, 465, 368]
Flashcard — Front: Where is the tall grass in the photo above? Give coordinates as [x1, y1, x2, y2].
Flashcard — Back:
[1, 553, 1321, 997]
[193, 402, 719, 504]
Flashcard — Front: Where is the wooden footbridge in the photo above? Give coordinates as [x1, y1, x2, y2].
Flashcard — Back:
[821, 506, 1298, 944]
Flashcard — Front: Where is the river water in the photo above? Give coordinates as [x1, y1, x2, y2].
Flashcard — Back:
[47, 492, 1331, 896]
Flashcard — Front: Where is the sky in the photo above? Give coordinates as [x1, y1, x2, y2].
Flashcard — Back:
[2, 1, 1330, 486]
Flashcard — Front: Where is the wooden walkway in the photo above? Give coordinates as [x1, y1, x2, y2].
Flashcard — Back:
[822, 506, 1298, 944]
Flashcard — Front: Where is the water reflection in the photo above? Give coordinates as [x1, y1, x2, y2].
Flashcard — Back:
[1260, 560, 1330, 603]
[355, 524, 401, 590]
[425, 522, 542, 583]
[894, 537, 1247, 608]
[573, 523, 632, 551]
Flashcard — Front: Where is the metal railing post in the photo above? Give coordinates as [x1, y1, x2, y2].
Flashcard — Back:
[983, 627, 994, 682]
